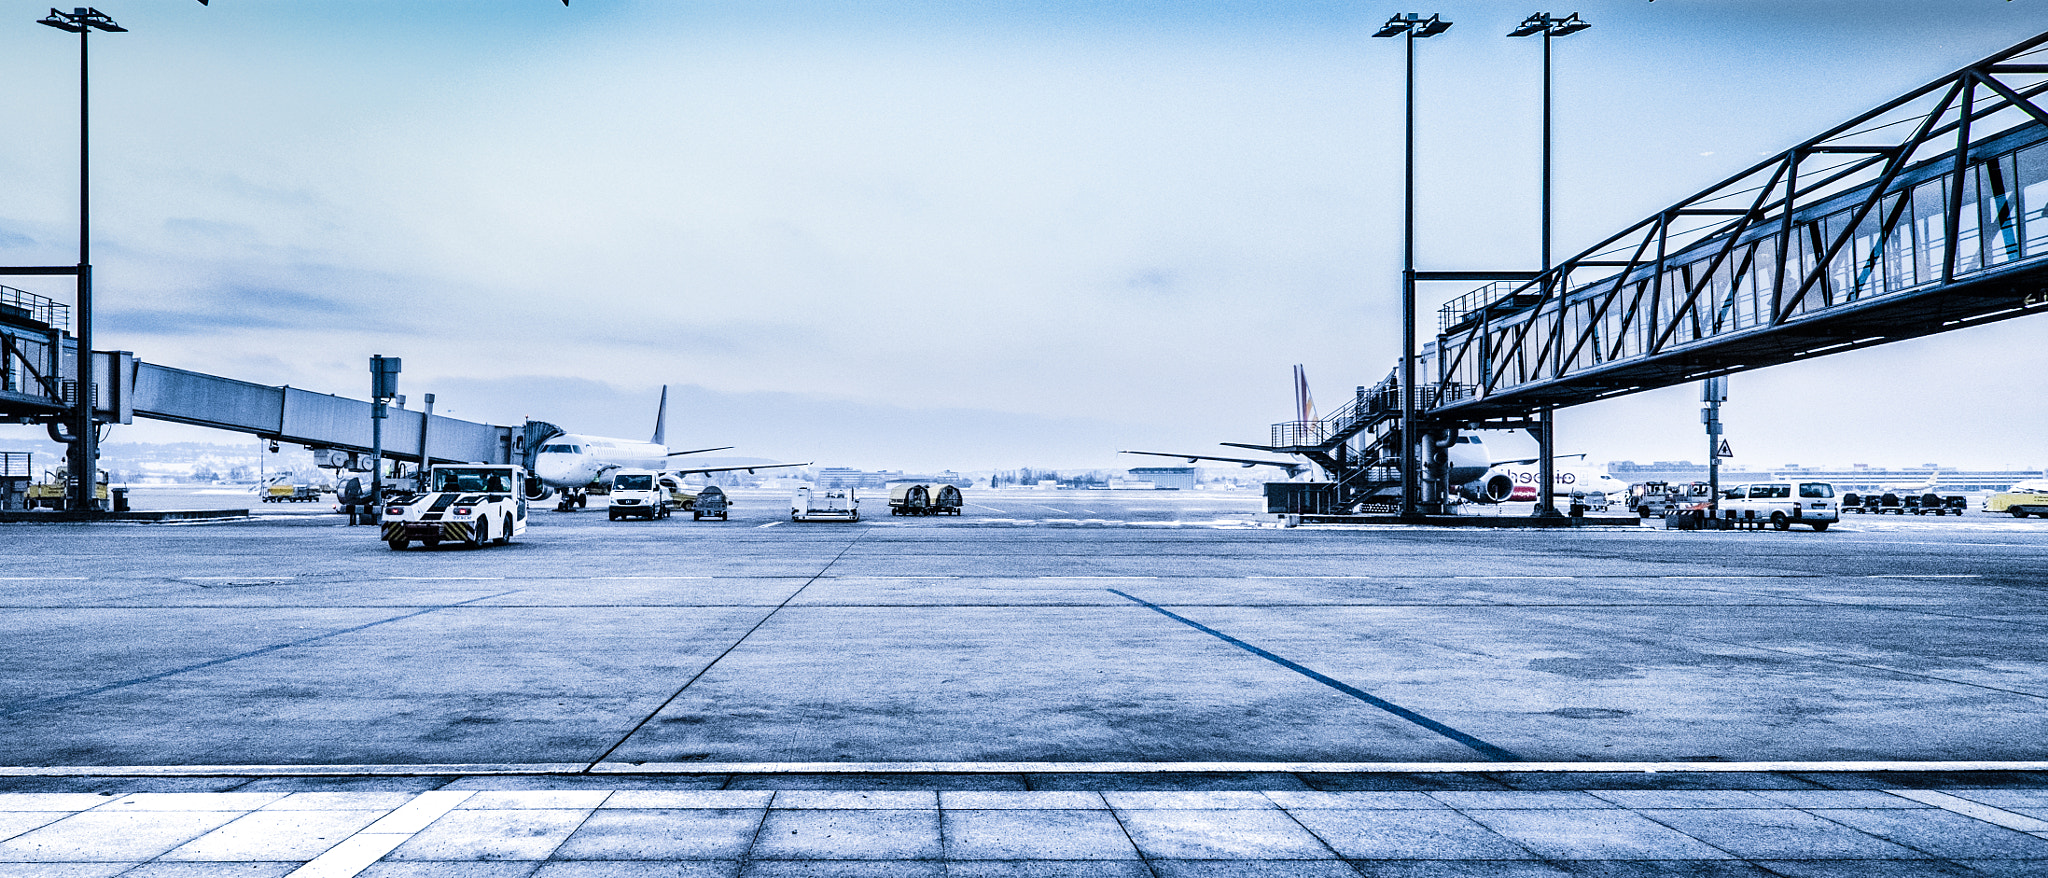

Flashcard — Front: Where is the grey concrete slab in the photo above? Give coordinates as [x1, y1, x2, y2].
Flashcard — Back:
[532, 864, 738, 878]
[737, 862, 943, 878]
[549, 809, 762, 860]
[120, 865, 299, 878]
[748, 809, 942, 860]
[1431, 791, 1617, 810]
[1348, 864, 1571, 878]
[1585, 790, 1781, 809]
[0, 866, 130, 878]
[0, 810, 244, 861]
[1111, 809, 1338, 859]
[942, 809, 1139, 860]
[158, 808, 389, 860]
[942, 862, 1151, 878]
[1147, 862, 1365, 878]
[939, 792, 1107, 810]
[0, 811, 68, 840]
[1942, 788, 2048, 819]
[5, 502, 2048, 773]
[1807, 807, 2048, 858]
[384, 808, 592, 860]
[1631, 808, 1924, 860]
[360, 865, 540, 878]
[1461, 810, 1735, 860]
[1284, 808, 1537, 859]
[1264, 791, 1445, 809]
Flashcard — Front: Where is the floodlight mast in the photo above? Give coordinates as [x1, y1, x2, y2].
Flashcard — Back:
[1509, 12, 1590, 518]
[1373, 12, 1450, 521]
[37, 7, 126, 513]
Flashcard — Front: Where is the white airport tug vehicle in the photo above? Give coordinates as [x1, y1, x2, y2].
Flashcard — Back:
[382, 464, 529, 550]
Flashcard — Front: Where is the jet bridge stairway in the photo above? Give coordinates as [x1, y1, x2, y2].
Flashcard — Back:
[1247, 375, 1432, 514]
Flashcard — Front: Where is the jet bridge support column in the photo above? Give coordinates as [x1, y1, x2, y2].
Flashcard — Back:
[1531, 412, 1563, 518]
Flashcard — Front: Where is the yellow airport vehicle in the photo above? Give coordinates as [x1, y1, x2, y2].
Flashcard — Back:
[1983, 479, 2048, 518]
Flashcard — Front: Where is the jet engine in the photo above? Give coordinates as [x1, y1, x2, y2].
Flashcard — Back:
[1461, 473, 1516, 504]
[523, 476, 554, 502]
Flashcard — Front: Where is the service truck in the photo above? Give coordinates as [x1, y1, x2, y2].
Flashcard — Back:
[382, 464, 528, 549]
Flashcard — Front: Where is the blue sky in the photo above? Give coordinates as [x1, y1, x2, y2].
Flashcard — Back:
[4, 1, 2047, 471]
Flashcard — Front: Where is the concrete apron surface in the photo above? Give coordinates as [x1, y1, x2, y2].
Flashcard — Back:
[4, 488, 2047, 870]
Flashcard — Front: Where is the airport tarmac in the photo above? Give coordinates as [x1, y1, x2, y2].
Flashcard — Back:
[3, 487, 2045, 873]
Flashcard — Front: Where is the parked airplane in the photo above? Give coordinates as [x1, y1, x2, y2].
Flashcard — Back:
[1129, 435, 1620, 505]
[527, 387, 808, 510]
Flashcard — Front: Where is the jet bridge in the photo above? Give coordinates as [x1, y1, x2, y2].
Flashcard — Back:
[3, 288, 517, 467]
[1266, 30, 2048, 515]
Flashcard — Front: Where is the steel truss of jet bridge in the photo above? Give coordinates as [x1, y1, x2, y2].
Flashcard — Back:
[1261, 30, 2048, 515]
[2, 292, 518, 469]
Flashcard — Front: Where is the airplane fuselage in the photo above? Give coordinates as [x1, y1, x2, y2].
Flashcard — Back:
[533, 433, 669, 490]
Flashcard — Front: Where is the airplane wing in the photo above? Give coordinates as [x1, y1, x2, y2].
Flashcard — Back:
[1119, 450, 1307, 478]
[665, 446, 735, 457]
[667, 461, 812, 477]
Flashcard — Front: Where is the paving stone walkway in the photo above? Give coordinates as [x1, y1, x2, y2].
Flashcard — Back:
[2, 774, 2047, 876]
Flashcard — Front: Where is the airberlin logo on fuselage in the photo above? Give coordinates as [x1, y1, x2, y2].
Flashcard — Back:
[1511, 471, 1576, 484]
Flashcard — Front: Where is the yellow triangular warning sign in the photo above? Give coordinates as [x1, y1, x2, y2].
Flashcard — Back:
[1716, 439, 1734, 458]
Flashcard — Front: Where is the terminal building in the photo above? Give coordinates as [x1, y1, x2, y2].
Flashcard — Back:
[1609, 461, 2045, 492]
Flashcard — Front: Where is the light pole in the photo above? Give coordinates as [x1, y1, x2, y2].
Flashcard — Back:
[1508, 11, 1588, 518]
[38, 7, 126, 513]
[1373, 12, 1450, 521]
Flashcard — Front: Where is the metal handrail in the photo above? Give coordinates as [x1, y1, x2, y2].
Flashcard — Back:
[0, 286, 66, 331]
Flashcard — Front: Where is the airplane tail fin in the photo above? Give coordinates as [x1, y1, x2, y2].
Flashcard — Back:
[1293, 365, 1316, 423]
[651, 385, 668, 447]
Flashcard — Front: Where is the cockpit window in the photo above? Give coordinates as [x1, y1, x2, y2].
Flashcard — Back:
[539, 444, 583, 454]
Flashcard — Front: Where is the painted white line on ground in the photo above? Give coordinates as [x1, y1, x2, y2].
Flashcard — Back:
[0, 577, 87, 580]
[756, 522, 780, 528]
[182, 576, 294, 581]
[1868, 574, 1981, 579]
[969, 505, 1009, 513]
[1889, 789, 2048, 833]
[9, 760, 2048, 777]
[612, 576, 714, 580]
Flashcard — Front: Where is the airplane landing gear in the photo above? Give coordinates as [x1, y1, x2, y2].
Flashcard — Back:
[556, 489, 589, 511]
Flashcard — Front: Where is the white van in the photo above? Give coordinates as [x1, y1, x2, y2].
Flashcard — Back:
[1719, 481, 1838, 531]
[607, 469, 670, 521]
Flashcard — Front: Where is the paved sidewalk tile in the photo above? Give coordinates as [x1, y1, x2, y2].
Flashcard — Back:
[1748, 790, 1925, 809]
[263, 792, 418, 811]
[1102, 792, 1274, 810]
[460, 791, 613, 810]
[0, 810, 245, 861]
[1347, 863, 1570, 877]
[125, 863, 300, 877]
[942, 809, 1139, 860]
[1633, 808, 1923, 860]
[161, 808, 390, 861]
[360, 864, 542, 877]
[737, 862, 943, 877]
[1287, 809, 1535, 860]
[1149, 861, 1364, 877]
[0, 794, 115, 812]
[601, 792, 772, 810]
[1936, 789, 2048, 821]
[770, 791, 936, 810]
[1587, 790, 1780, 809]
[1747, 863, 1981, 878]
[1113, 809, 1335, 860]
[385, 808, 594, 861]
[534, 863, 740, 877]
[0, 811, 69, 841]
[944, 861, 1150, 877]
[939, 792, 1106, 810]
[1264, 791, 1444, 810]
[1810, 808, 2048, 859]
[1463, 809, 1734, 860]
[750, 809, 941, 860]
[550, 809, 762, 861]
[103, 793, 289, 811]
[0, 867, 131, 878]
[1432, 791, 1617, 810]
